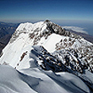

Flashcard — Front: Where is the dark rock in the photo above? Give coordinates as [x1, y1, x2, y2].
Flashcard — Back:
[45, 20, 50, 22]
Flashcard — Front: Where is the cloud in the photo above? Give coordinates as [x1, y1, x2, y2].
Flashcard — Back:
[62, 26, 88, 34]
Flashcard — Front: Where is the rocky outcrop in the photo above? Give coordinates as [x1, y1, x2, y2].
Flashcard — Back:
[45, 20, 70, 36]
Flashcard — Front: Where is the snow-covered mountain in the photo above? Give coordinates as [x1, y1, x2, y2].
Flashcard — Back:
[0, 20, 93, 93]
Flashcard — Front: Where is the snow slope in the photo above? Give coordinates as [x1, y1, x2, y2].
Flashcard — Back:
[0, 20, 93, 93]
[0, 65, 90, 93]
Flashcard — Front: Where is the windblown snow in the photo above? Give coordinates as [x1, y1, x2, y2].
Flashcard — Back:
[0, 20, 93, 93]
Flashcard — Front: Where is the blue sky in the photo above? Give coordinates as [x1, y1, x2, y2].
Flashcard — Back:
[0, 0, 93, 23]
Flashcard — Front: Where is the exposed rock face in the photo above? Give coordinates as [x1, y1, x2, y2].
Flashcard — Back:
[45, 20, 70, 36]
[0, 42, 5, 55]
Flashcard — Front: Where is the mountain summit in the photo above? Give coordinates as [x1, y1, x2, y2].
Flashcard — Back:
[0, 20, 93, 93]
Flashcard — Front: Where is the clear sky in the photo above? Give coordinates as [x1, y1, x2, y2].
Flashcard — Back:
[0, 0, 93, 23]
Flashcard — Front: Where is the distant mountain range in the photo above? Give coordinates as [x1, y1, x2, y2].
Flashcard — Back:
[0, 22, 19, 52]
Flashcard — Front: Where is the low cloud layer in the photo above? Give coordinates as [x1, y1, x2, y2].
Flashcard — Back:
[62, 26, 88, 34]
